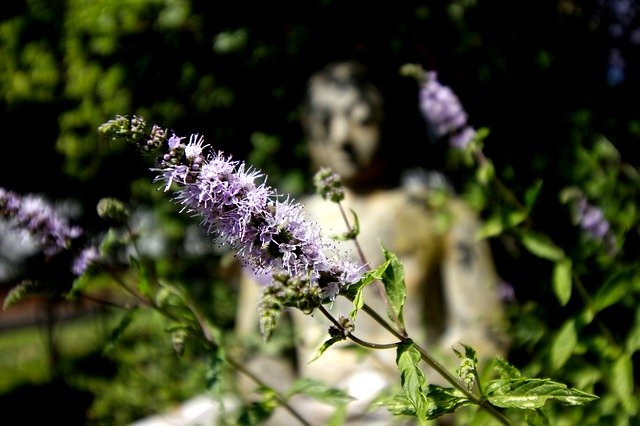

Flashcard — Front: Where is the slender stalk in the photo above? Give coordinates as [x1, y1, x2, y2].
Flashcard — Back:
[332, 191, 513, 423]
[333, 296, 514, 425]
[318, 305, 402, 350]
[337, 201, 407, 336]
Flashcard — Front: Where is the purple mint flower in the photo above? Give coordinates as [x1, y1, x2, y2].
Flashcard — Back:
[577, 198, 610, 239]
[0, 187, 83, 256]
[152, 131, 362, 301]
[72, 246, 100, 276]
[574, 196, 617, 255]
[419, 71, 476, 149]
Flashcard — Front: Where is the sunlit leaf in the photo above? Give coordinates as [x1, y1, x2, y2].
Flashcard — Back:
[288, 378, 352, 406]
[486, 378, 598, 409]
[381, 247, 406, 327]
[397, 340, 428, 422]
[549, 319, 577, 370]
[523, 179, 543, 211]
[593, 267, 640, 312]
[346, 260, 390, 320]
[520, 231, 565, 262]
[552, 258, 572, 306]
[477, 215, 505, 239]
[308, 337, 341, 363]
[609, 355, 638, 414]
[2, 280, 48, 310]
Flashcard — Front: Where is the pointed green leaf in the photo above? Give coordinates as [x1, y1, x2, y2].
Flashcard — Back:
[626, 307, 640, 354]
[347, 260, 390, 320]
[326, 404, 348, 426]
[552, 258, 572, 306]
[423, 385, 470, 419]
[593, 268, 640, 313]
[476, 210, 527, 240]
[130, 255, 152, 298]
[378, 394, 416, 416]
[477, 215, 505, 239]
[520, 231, 565, 262]
[492, 356, 522, 380]
[549, 319, 577, 370]
[379, 387, 471, 420]
[332, 209, 361, 241]
[609, 355, 638, 414]
[524, 409, 550, 426]
[2, 280, 48, 310]
[524, 180, 544, 211]
[308, 337, 341, 363]
[477, 160, 495, 185]
[506, 210, 528, 228]
[381, 247, 406, 327]
[486, 378, 598, 409]
[235, 386, 278, 425]
[396, 340, 428, 422]
[288, 378, 352, 406]
[102, 309, 138, 355]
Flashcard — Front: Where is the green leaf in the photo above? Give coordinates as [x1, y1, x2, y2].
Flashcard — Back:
[2, 280, 49, 310]
[549, 319, 577, 370]
[626, 307, 640, 354]
[524, 409, 550, 426]
[476, 215, 504, 239]
[346, 260, 390, 320]
[520, 231, 565, 262]
[506, 210, 528, 228]
[476, 160, 495, 185]
[102, 309, 138, 355]
[381, 247, 406, 327]
[486, 378, 598, 409]
[378, 394, 416, 416]
[396, 340, 428, 422]
[593, 268, 640, 313]
[378, 387, 470, 420]
[235, 386, 278, 425]
[288, 378, 352, 406]
[308, 337, 342, 364]
[332, 209, 361, 241]
[130, 255, 152, 298]
[523, 179, 544, 211]
[492, 357, 522, 380]
[552, 258, 572, 306]
[423, 385, 470, 419]
[609, 355, 638, 414]
[476, 210, 527, 240]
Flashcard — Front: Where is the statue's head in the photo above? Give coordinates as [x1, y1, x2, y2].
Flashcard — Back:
[302, 61, 385, 189]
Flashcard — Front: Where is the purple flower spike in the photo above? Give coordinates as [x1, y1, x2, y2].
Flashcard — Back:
[0, 187, 82, 257]
[152, 130, 362, 302]
[419, 71, 476, 149]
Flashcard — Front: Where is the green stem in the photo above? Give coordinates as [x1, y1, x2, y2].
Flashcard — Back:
[337, 202, 407, 336]
[337, 297, 514, 425]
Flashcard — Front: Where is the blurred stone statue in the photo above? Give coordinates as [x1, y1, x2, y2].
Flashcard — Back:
[234, 60, 509, 425]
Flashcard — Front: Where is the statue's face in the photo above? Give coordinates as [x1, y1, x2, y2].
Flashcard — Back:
[304, 64, 383, 182]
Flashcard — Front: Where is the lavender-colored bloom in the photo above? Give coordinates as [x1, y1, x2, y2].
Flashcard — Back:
[574, 196, 617, 255]
[0, 187, 82, 256]
[72, 246, 100, 276]
[151, 130, 362, 302]
[313, 167, 345, 203]
[577, 198, 610, 239]
[419, 71, 476, 149]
